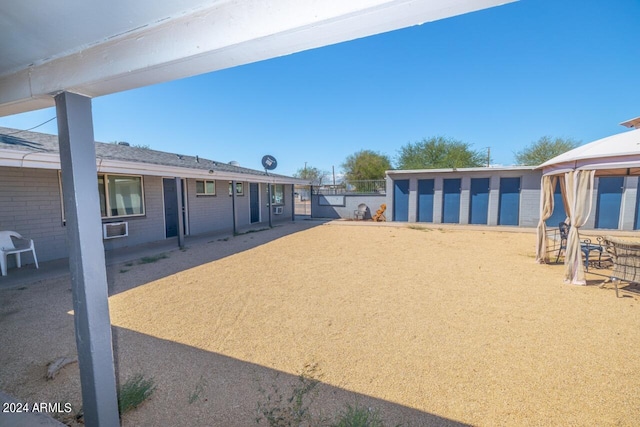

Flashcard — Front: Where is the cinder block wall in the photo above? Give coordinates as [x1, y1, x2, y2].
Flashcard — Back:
[311, 194, 387, 219]
[186, 179, 234, 235]
[518, 171, 542, 227]
[0, 167, 67, 265]
[102, 176, 165, 251]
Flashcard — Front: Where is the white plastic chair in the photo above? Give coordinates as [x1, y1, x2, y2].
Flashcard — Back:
[0, 231, 39, 276]
[354, 203, 368, 220]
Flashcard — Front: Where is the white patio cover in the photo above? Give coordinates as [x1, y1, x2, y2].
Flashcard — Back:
[536, 128, 640, 284]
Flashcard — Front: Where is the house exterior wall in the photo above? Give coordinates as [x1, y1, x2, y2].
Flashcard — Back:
[186, 179, 234, 235]
[0, 167, 67, 265]
[519, 172, 542, 227]
[0, 168, 294, 266]
[260, 183, 294, 224]
[102, 175, 165, 251]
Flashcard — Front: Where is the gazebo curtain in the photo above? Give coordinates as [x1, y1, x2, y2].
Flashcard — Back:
[534, 169, 595, 285]
[562, 170, 595, 285]
[535, 175, 557, 263]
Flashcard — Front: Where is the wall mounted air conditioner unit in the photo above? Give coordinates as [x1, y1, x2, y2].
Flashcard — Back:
[103, 222, 128, 239]
[274, 206, 283, 215]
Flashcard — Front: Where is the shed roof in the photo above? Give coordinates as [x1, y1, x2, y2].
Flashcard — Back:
[386, 165, 537, 176]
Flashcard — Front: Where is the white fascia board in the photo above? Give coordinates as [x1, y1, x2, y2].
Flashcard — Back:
[0, 150, 61, 169]
[99, 158, 306, 183]
[0, 0, 515, 116]
[386, 165, 536, 175]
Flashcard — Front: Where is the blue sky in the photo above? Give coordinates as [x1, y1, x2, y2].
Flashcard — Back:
[1, 0, 639, 177]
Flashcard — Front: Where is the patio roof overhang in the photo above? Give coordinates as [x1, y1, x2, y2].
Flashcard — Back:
[0, 0, 515, 117]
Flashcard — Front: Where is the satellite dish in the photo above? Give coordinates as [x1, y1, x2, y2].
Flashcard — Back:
[261, 155, 278, 170]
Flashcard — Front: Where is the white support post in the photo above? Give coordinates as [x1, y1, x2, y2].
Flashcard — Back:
[55, 91, 120, 427]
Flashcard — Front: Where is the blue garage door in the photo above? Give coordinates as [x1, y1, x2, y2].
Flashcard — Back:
[442, 179, 461, 223]
[469, 178, 490, 225]
[545, 180, 568, 227]
[498, 177, 520, 226]
[417, 179, 434, 222]
[394, 179, 410, 222]
[595, 177, 623, 229]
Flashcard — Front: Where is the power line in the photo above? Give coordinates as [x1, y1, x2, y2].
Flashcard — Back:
[4, 116, 57, 136]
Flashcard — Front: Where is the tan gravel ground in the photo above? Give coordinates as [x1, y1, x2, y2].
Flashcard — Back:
[1, 221, 639, 426]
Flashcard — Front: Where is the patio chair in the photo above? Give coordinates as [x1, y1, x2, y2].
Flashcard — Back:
[354, 203, 368, 220]
[602, 236, 640, 297]
[555, 222, 603, 271]
[0, 231, 39, 276]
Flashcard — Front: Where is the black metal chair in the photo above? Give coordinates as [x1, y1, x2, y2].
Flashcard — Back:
[555, 222, 603, 271]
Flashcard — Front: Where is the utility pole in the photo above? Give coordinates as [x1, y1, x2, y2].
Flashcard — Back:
[486, 146, 491, 167]
[332, 165, 336, 194]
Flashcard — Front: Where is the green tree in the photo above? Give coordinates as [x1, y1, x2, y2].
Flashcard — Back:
[341, 150, 392, 181]
[514, 136, 580, 165]
[293, 166, 326, 185]
[396, 136, 485, 169]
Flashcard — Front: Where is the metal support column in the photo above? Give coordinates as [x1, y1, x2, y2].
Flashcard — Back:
[55, 91, 120, 427]
[176, 177, 185, 248]
[267, 183, 273, 228]
[291, 184, 295, 222]
[231, 180, 238, 235]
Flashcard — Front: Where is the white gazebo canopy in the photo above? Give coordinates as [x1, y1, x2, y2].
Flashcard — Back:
[535, 126, 640, 285]
[539, 128, 640, 177]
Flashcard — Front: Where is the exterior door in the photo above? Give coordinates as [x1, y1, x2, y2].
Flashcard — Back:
[595, 177, 623, 229]
[393, 179, 409, 222]
[469, 178, 490, 225]
[498, 177, 520, 226]
[442, 179, 461, 223]
[250, 183, 260, 223]
[163, 178, 179, 238]
[417, 179, 434, 222]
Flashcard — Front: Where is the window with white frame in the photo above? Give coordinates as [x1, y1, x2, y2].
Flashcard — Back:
[99, 174, 145, 217]
[271, 184, 285, 205]
[60, 172, 145, 220]
[228, 181, 244, 196]
[196, 180, 216, 195]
